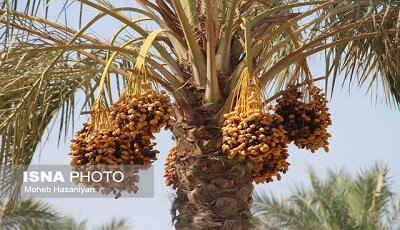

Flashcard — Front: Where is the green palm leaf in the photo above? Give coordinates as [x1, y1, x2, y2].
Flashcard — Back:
[253, 163, 400, 230]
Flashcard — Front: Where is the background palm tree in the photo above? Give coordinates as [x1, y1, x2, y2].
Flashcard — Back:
[1, 198, 67, 230]
[1, 0, 400, 229]
[252, 163, 400, 230]
[93, 218, 130, 230]
[62, 217, 130, 230]
[0, 198, 129, 230]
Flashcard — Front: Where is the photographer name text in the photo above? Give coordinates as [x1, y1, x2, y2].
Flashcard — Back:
[24, 186, 95, 194]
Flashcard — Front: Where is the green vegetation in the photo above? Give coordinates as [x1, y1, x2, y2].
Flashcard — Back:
[253, 163, 400, 230]
[0, 198, 129, 230]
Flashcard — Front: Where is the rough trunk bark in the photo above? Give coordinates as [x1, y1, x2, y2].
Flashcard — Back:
[171, 120, 254, 230]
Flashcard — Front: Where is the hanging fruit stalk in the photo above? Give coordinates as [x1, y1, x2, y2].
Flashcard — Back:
[68, 67, 175, 197]
[275, 85, 332, 153]
[68, 123, 159, 166]
[222, 68, 290, 184]
[109, 82, 175, 136]
[164, 146, 178, 187]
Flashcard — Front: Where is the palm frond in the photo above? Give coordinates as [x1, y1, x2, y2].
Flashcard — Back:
[347, 163, 392, 228]
[1, 198, 66, 230]
[319, 0, 400, 105]
[0, 1, 189, 168]
[253, 163, 400, 230]
[0, 46, 101, 165]
[93, 217, 130, 230]
[253, 0, 400, 105]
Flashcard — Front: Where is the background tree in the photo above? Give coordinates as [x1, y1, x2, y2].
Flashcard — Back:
[252, 163, 400, 230]
[93, 218, 130, 230]
[1, 0, 399, 229]
[0, 198, 67, 229]
[0, 198, 129, 230]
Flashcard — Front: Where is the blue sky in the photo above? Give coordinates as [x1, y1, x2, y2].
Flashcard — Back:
[17, 1, 400, 229]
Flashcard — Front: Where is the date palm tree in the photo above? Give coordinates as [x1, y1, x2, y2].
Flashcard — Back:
[1, 0, 399, 229]
[252, 163, 400, 230]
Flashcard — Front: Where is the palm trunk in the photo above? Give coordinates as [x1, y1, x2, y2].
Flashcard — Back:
[171, 120, 254, 230]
